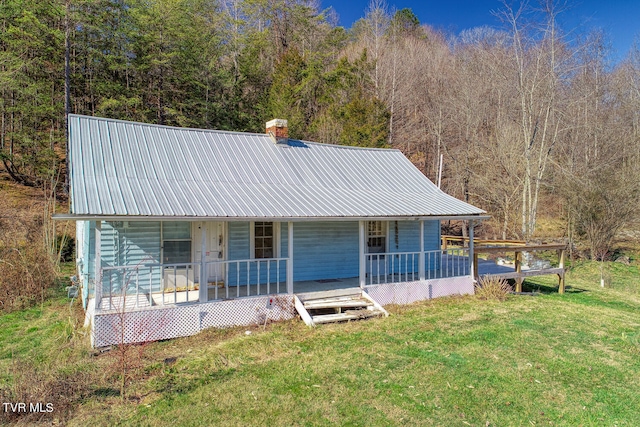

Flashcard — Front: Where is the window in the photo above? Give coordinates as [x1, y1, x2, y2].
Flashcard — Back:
[162, 222, 192, 264]
[163, 240, 191, 264]
[254, 222, 274, 259]
[367, 221, 386, 254]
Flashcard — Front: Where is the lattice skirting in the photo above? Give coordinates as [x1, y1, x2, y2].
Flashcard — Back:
[364, 276, 474, 306]
[92, 295, 297, 347]
[91, 279, 473, 347]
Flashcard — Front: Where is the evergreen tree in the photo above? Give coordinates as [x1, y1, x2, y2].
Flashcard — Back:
[0, 0, 65, 186]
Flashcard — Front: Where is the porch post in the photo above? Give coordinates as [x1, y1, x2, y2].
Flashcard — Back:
[287, 222, 293, 294]
[94, 221, 102, 310]
[469, 220, 475, 280]
[359, 221, 365, 289]
[199, 223, 207, 303]
[419, 220, 425, 280]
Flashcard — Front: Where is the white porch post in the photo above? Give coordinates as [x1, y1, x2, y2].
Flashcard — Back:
[287, 222, 293, 294]
[419, 220, 425, 280]
[94, 221, 102, 310]
[199, 223, 207, 302]
[469, 220, 475, 279]
[359, 221, 366, 289]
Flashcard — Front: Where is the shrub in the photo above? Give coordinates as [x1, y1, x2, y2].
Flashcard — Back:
[475, 275, 513, 301]
[55, 234, 75, 263]
[0, 242, 57, 312]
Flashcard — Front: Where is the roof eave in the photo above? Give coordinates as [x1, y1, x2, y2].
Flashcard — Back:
[53, 213, 490, 222]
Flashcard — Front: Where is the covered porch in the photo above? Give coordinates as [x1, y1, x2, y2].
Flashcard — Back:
[90, 219, 477, 313]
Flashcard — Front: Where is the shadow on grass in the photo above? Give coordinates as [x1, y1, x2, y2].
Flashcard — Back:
[509, 280, 589, 295]
[92, 387, 120, 398]
[152, 367, 237, 397]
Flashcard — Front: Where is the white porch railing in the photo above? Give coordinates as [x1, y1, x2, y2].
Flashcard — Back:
[96, 258, 290, 312]
[366, 248, 470, 285]
[205, 258, 290, 300]
[98, 262, 200, 311]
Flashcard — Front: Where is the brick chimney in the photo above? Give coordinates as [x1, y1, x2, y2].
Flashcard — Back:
[266, 119, 288, 145]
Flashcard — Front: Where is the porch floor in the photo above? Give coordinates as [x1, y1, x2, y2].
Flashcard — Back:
[97, 277, 363, 310]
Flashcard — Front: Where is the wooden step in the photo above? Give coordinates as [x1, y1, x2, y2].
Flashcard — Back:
[300, 295, 363, 305]
[296, 288, 362, 301]
[302, 294, 362, 303]
[294, 290, 389, 326]
[312, 309, 385, 324]
[304, 299, 370, 310]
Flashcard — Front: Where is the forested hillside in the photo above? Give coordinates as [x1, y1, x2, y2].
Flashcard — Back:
[1, 0, 639, 257]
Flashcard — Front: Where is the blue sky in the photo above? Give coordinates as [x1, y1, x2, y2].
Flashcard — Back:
[321, 0, 640, 63]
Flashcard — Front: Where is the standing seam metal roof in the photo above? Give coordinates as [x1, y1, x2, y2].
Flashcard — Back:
[68, 114, 486, 219]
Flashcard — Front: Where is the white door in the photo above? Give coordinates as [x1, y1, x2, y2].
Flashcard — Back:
[193, 222, 225, 284]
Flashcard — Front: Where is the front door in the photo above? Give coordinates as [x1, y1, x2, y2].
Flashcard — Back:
[193, 222, 225, 284]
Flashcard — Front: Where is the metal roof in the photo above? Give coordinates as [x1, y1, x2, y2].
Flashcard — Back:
[67, 114, 486, 219]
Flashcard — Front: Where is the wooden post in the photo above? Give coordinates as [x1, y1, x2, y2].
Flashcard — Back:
[359, 221, 366, 288]
[558, 248, 566, 294]
[199, 223, 207, 303]
[473, 252, 479, 282]
[94, 221, 102, 310]
[287, 222, 293, 294]
[419, 220, 425, 281]
[515, 250, 523, 292]
[468, 220, 475, 280]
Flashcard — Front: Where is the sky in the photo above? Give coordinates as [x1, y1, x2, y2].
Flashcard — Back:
[321, 0, 640, 63]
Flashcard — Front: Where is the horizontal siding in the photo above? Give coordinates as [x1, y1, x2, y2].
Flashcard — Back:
[227, 222, 286, 286]
[376, 220, 439, 275]
[424, 220, 440, 252]
[425, 220, 441, 271]
[87, 221, 95, 292]
[100, 221, 161, 266]
[100, 221, 162, 295]
[292, 221, 359, 281]
[280, 223, 288, 258]
[392, 220, 418, 252]
[228, 222, 250, 260]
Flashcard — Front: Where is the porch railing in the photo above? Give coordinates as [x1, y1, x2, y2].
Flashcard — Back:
[98, 262, 200, 310]
[205, 258, 289, 300]
[366, 248, 470, 285]
[96, 258, 290, 311]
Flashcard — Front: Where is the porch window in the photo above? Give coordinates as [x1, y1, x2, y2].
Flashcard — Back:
[367, 221, 386, 254]
[254, 222, 274, 259]
[162, 222, 191, 264]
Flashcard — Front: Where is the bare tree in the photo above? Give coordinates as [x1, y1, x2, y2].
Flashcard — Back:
[496, 0, 572, 239]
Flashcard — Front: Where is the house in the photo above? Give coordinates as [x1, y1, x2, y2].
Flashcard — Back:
[56, 115, 487, 347]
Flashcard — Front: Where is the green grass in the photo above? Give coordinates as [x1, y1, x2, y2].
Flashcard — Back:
[2, 261, 640, 426]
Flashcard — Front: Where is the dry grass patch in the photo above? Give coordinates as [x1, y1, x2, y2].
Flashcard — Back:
[475, 275, 513, 301]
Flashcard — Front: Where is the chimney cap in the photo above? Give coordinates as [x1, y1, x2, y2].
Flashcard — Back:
[266, 118, 288, 128]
